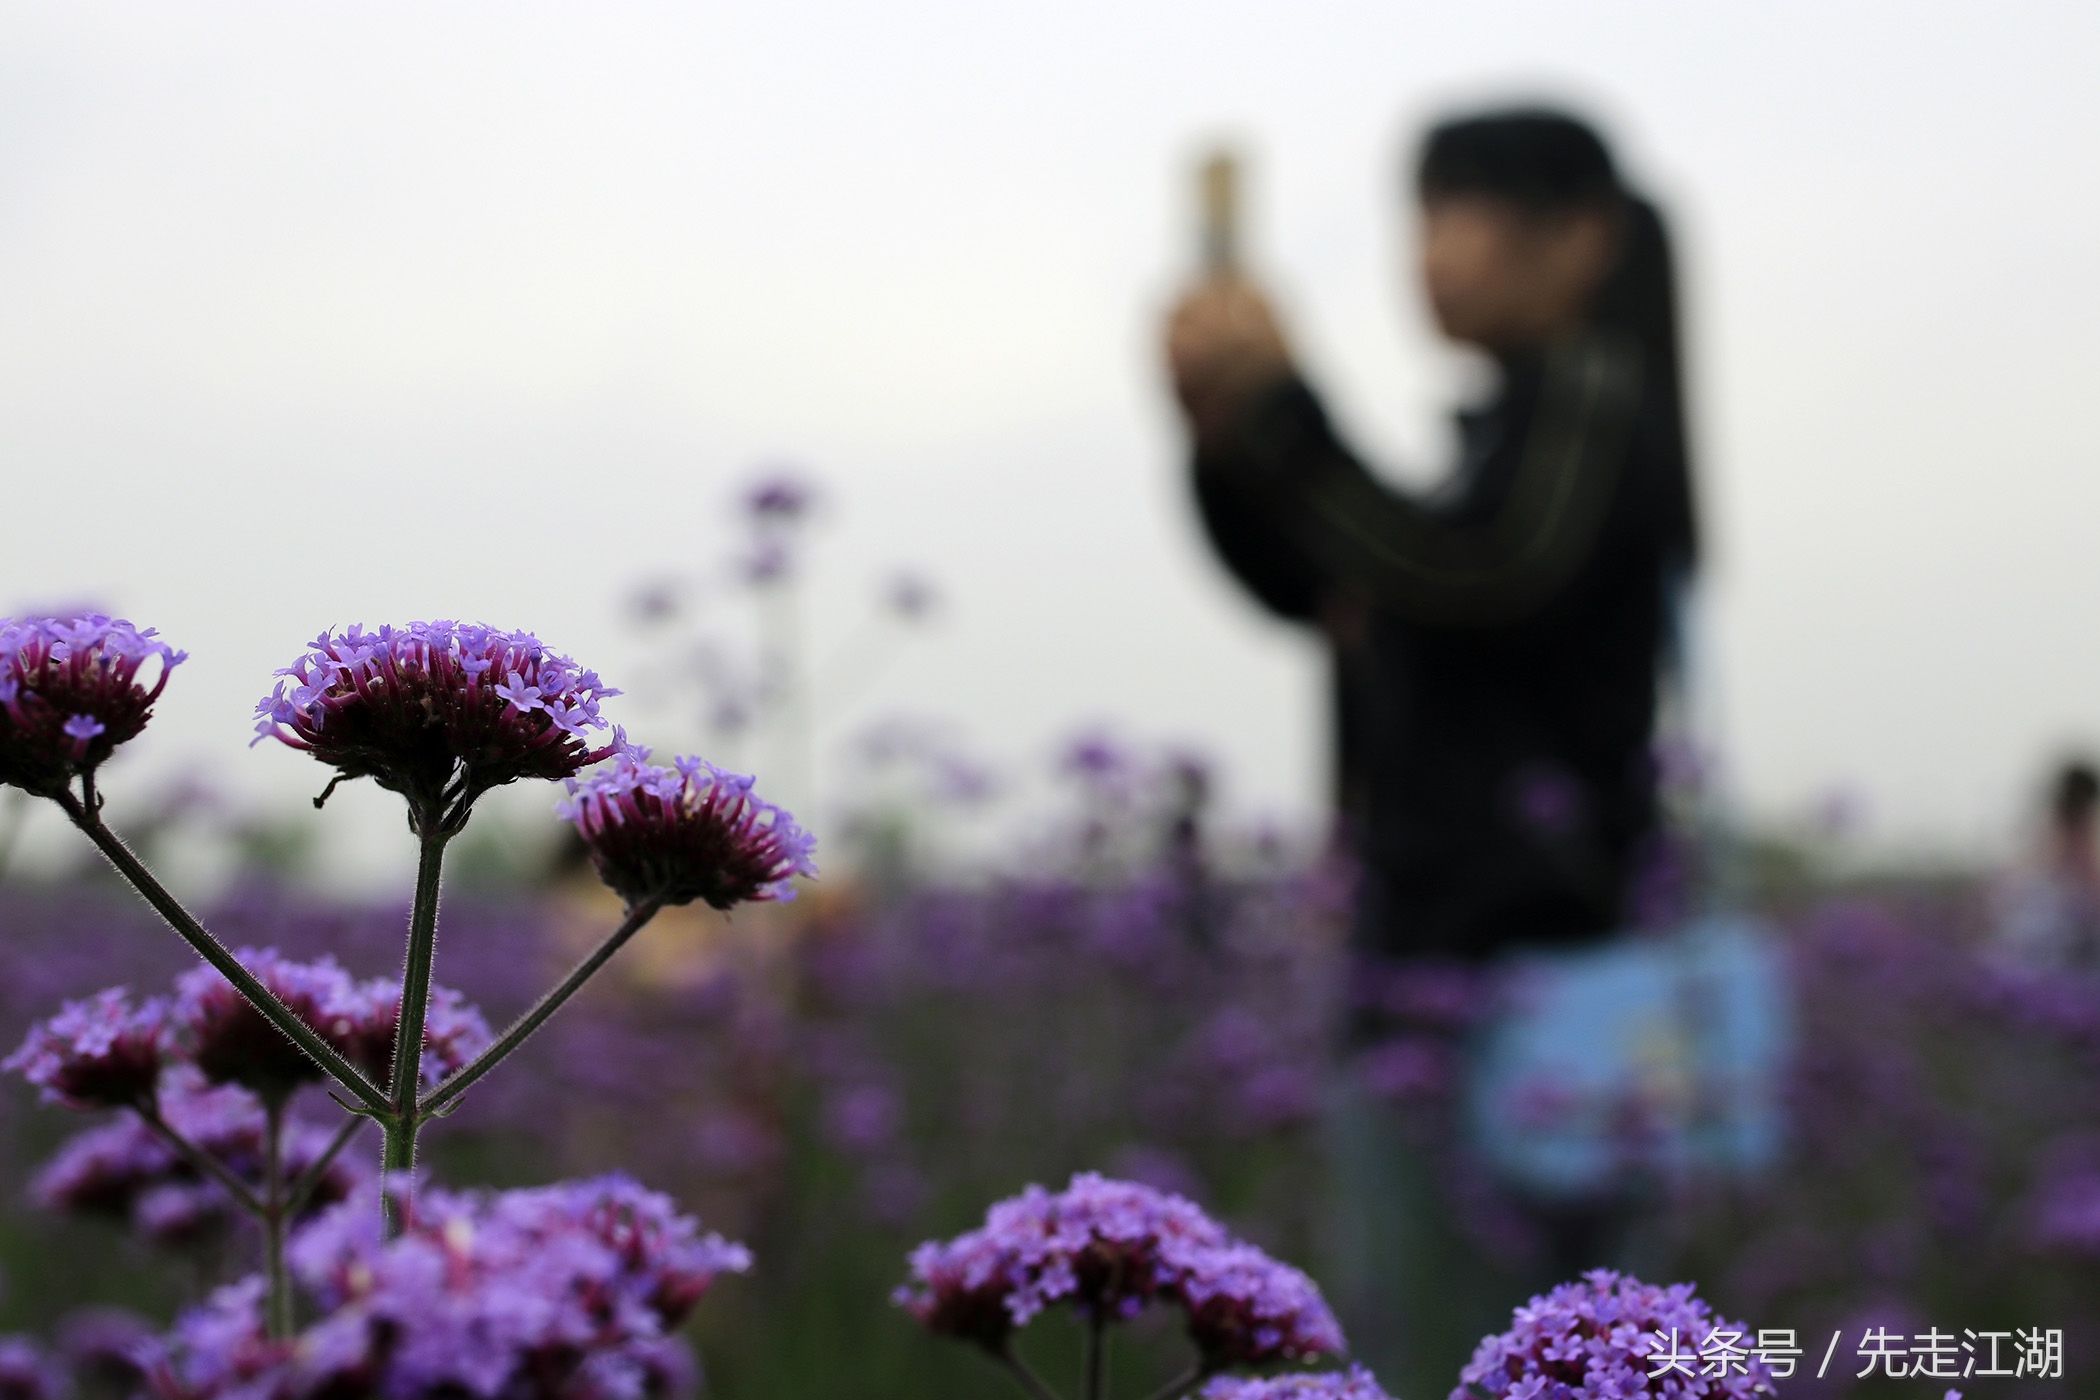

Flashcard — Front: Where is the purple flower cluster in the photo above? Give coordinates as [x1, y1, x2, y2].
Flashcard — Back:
[1179, 1241, 1349, 1369]
[897, 1173, 1343, 1369]
[8, 953, 488, 1112]
[5, 986, 169, 1108]
[129, 1175, 749, 1400]
[1453, 1269, 1776, 1399]
[0, 1336, 63, 1400]
[173, 948, 488, 1099]
[1203, 1369, 1395, 1400]
[558, 751, 817, 910]
[0, 614, 185, 795]
[133, 1280, 292, 1400]
[744, 473, 814, 522]
[34, 1071, 363, 1245]
[252, 622, 621, 826]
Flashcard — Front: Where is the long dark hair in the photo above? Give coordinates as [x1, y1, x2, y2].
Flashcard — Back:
[1415, 107, 1698, 577]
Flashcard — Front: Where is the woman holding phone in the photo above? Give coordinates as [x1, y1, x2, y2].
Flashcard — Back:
[1167, 105, 1695, 975]
[1162, 106, 1700, 1383]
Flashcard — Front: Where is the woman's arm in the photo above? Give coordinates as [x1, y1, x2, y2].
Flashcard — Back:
[1219, 331, 1644, 627]
[1187, 446, 1328, 623]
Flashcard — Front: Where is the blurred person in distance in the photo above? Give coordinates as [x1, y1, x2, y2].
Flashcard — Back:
[1163, 106, 1696, 979]
[1994, 759, 2100, 969]
[1161, 105, 1702, 1390]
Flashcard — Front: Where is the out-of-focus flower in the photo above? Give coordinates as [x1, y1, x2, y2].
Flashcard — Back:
[1061, 730, 1136, 789]
[744, 473, 814, 522]
[171, 949, 486, 1099]
[5, 988, 170, 1109]
[132, 1279, 289, 1400]
[1179, 1242, 1347, 1369]
[896, 1173, 1343, 1368]
[0, 1336, 64, 1400]
[0, 614, 184, 796]
[627, 577, 683, 625]
[335, 979, 491, 1090]
[57, 1307, 154, 1394]
[32, 1072, 363, 1247]
[558, 752, 816, 910]
[821, 1083, 901, 1153]
[173, 950, 360, 1099]
[1355, 1036, 1455, 1108]
[882, 571, 938, 621]
[252, 622, 621, 828]
[1453, 1268, 1776, 1399]
[1203, 1368, 1394, 1400]
[273, 1174, 748, 1399]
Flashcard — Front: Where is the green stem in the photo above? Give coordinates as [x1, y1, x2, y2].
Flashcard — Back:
[419, 898, 664, 1117]
[285, 1114, 366, 1217]
[56, 793, 389, 1115]
[1137, 1365, 1204, 1400]
[998, 1349, 1064, 1400]
[0, 789, 27, 880]
[132, 1103, 263, 1216]
[381, 824, 449, 1238]
[263, 1099, 292, 1339]
[1083, 1314, 1106, 1400]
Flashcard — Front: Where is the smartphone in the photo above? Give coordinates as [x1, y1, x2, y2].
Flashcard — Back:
[1197, 148, 1240, 276]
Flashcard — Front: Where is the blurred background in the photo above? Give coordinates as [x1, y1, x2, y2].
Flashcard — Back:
[6, 1, 2099, 872]
[5, 3, 2100, 1398]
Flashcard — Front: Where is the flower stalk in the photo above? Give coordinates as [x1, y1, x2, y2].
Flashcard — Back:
[998, 1348, 1064, 1400]
[1138, 1365, 1206, 1400]
[263, 1099, 292, 1339]
[55, 790, 390, 1117]
[380, 821, 450, 1237]
[421, 897, 664, 1118]
[131, 1101, 264, 1216]
[286, 1115, 366, 1217]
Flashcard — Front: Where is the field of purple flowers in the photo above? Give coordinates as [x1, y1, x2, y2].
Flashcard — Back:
[1, 606, 2092, 1399]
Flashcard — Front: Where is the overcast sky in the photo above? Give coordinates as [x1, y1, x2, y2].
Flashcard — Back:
[5, 1, 2098, 878]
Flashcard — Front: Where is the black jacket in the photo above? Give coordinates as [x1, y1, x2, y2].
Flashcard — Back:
[1191, 328, 1679, 960]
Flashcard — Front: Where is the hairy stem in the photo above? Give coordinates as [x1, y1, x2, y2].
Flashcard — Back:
[133, 1102, 263, 1216]
[263, 1099, 292, 1339]
[0, 789, 27, 880]
[1137, 1365, 1205, 1400]
[381, 824, 449, 1238]
[56, 793, 390, 1114]
[285, 1114, 366, 1217]
[998, 1349, 1065, 1400]
[419, 898, 664, 1117]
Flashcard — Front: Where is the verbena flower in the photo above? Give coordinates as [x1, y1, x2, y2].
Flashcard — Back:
[252, 622, 621, 829]
[1453, 1268, 1777, 1399]
[895, 1173, 1344, 1366]
[1179, 1242, 1347, 1369]
[34, 1072, 363, 1247]
[5, 987, 170, 1109]
[335, 979, 491, 1090]
[172, 949, 487, 1100]
[132, 1279, 291, 1400]
[173, 950, 362, 1100]
[1203, 1368, 1395, 1400]
[238, 1174, 749, 1399]
[58, 1307, 155, 1395]
[0, 614, 185, 796]
[745, 474, 814, 521]
[0, 1336, 64, 1400]
[558, 751, 816, 910]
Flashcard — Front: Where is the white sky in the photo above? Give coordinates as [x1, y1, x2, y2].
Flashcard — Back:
[5, 0, 2099, 877]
